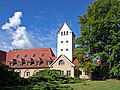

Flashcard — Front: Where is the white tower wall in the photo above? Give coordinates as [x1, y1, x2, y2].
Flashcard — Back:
[57, 22, 75, 62]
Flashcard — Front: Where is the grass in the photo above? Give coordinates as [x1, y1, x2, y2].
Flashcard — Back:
[67, 79, 120, 90]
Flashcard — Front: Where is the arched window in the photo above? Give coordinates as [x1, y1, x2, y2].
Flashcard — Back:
[64, 31, 65, 35]
[66, 31, 68, 35]
[59, 60, 65, 65]
[61, 32, 63, 36]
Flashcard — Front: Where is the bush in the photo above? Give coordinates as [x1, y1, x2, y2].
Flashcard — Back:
[28, 69, 82, 84]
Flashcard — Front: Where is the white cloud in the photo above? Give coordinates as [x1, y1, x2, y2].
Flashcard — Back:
[1, 11, 33, 49]
[2, 12, 22, 30]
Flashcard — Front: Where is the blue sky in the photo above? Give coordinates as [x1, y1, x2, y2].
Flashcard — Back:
[0, 0, 94, 54]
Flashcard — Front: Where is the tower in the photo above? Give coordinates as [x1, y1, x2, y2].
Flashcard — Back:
[57, 22, 75, 62]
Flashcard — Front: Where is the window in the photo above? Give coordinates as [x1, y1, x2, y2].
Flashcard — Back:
[9, 62, 13, 66]
[27, 62, 31, 66]
[26, 72, 30, 77]
[85, 72, 88, 75]
[67, 70, 71, 76]
[33, 54, 36, 57]
[61, 41, 63, 43]
[18, 72, 21, 76]
[66, 31, 68, 35]
[60, 71, 64, 75]
[66, 49, 68, 51]
[78, 71, 82, 75]
[61, 49, 63, 51]
[66, 40, 68, 43]
[41, 53, 44, 57]
[46, 61, 51, 66]
[18, 62, 22, 66]
[61, 32, 63, 36]
[16, 55, 19, 58]
[36, 61, 40, 66]
[24, 54, 28, 58]
[59, 60, 65, 65]
[64, 31, 65, 35]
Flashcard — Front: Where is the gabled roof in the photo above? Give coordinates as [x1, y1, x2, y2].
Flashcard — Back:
[57, 22, 75, 37]
[6, 48, 56, 68]
[50, 54, 75, 67]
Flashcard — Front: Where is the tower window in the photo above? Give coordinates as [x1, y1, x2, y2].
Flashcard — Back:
[66, 31, 68, 35]
[61, 32, 63, 36]
[64, 31, 65, 35]
[66, 49, 68, 51]
[61, 41, 63, 43]
[66, 40, 68, 43]
[61, 49, 63, 51]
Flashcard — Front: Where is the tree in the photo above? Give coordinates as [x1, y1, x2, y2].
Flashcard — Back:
[75, 0, 120, 78]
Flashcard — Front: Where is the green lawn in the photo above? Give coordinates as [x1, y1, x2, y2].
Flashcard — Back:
[67, 79, 120, 90]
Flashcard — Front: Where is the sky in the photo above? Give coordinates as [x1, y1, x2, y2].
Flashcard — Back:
[0, 0, 94, 55]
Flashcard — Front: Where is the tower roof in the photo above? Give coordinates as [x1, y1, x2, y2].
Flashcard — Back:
[57, 22, 75, 36]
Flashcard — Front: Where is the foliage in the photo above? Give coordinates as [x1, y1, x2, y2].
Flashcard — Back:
[75, 0, 120, 77]
[28, 70, 79, 90]
[0, 63, 21, 86]
[28, 69, 82, 85]
[0, 66, 81, 90]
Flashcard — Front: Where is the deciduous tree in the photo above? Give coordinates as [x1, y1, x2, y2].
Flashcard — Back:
[75, 0, 120, 78]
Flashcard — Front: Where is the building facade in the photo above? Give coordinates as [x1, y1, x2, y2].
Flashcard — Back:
[0, 22, 89, 79]
[5, 48, 56, 78]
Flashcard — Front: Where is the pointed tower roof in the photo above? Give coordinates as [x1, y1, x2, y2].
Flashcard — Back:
[57, 22, 75, 36]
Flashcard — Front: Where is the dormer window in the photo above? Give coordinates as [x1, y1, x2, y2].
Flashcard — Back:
[33, 54, 36, 57]
[36, 61, 40, 66]
[46, 61, 51, 66]
[41, 53, 44, 57]
[18, 62, 22, 66]
[27, 61, 31, 66]
[16, 55, 19, 58]
[24, 54, 28, 58]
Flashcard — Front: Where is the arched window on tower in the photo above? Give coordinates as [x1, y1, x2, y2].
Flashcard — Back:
[64, 31, 65, 35]
[59, 60, 65, 65]
[66, 31, 68, 35]
[61, 32, 63, 36]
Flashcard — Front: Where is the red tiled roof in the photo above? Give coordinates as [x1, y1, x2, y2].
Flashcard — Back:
[72, 57, 79, 66]
[6, 48, 56, 68]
